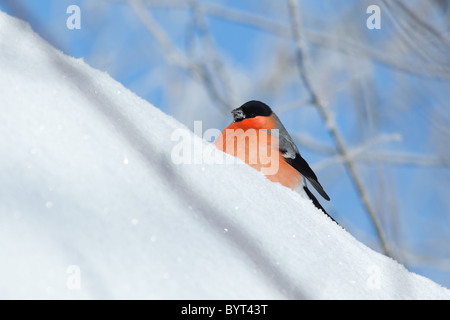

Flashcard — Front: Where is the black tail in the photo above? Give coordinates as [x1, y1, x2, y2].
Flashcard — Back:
[303, 185, 337, 224]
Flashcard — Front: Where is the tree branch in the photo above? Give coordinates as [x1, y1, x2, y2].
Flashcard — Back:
[127, 0, 232, 113]
[287, 0, 393, 257]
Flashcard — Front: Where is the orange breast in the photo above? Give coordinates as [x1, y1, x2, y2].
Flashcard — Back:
[215, 119, 302, 189]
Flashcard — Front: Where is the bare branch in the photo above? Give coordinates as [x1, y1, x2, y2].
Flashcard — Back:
[127, 0, 232, 112]
[127, 0, 189, 68]
[380, 1, 441, 65]
[287, 0, 392, 257]
[386, 0, 450, 54]
[187, 0, 238, 109]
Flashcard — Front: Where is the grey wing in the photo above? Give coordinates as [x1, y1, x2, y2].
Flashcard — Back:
[272, 113, 299, 160]
[273, 114, 330, 201]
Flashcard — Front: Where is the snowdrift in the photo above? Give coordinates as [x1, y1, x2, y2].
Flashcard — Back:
[0, 10, 448, 299]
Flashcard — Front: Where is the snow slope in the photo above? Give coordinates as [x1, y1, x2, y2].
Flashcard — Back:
[0, 10, 448, 299]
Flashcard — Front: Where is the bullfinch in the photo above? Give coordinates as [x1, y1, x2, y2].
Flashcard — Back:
[215, 100, 334, 221]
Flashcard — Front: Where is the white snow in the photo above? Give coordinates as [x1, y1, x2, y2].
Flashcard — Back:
[0, 10, 448, 299]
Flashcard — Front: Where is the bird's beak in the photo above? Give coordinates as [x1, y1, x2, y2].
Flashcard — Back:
[231, 108, 245, 122]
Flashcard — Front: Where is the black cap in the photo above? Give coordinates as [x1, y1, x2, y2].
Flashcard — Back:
[232, 100, 273, 122]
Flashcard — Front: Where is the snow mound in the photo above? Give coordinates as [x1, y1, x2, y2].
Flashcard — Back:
[0, 10, 448, 299]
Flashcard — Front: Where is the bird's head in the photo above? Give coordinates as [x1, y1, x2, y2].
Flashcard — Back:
[231, 100, 273, 122]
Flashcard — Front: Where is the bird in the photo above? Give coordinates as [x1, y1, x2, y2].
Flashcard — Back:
[215, 100, 334, 221]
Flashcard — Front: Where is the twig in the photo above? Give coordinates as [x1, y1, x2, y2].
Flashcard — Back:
[380, 1, 437, 65]
[127, 0, 189, 68]
[386, 0, 450, 54]
[127, 0, 232, 113]
[188, 0, 237, 109]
